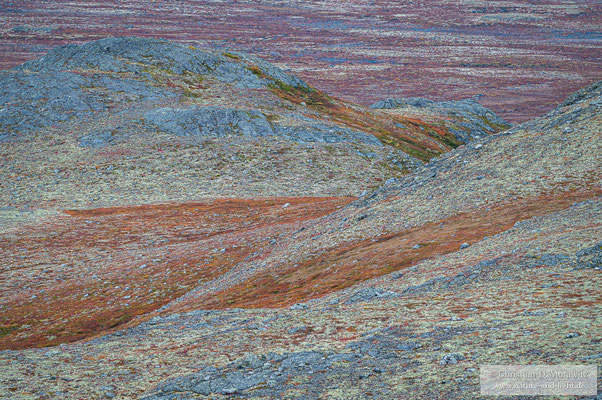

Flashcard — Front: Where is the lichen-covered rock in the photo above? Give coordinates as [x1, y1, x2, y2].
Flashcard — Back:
[576, 242, 602, 269]
[371, 97, 435, 109]
[345, 286, 399, 304]
[143, 106, 384, 145]
[143, 106, 275, 138]
[559, 80, 602, 107]
[0, 70, 173, 138]
[16, 37, 308, 90]
[1, 37, 311, 140]
[78, 126, 131, 148]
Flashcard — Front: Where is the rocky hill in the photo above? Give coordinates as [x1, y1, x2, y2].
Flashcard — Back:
[0, 37, 512, 233]
[0, 39, 600, 400]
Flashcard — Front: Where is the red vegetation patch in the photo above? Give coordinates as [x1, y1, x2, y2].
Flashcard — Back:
[190, 187, 601, 310]
[0, 197, 353, 350]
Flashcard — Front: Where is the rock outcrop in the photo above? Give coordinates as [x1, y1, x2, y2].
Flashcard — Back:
[371, 97, 511, 143]
[143, 107, 383, 145]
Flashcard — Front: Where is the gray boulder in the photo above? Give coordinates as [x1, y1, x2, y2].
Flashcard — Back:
[439, 353, 466, 365]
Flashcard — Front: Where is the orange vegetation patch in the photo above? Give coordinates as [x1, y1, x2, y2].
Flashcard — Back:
[268, 84, 459, 161]
[0, 196, 353, 350]
[192, 187, 601, 310]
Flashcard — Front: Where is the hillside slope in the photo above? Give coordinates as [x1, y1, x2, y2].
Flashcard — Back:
[371, 97, 510, 143]
[0, 37, 509, 236]
[163, 81, 601, 312]
[0, 67, 599, 400]
[0, 36, 508, 347]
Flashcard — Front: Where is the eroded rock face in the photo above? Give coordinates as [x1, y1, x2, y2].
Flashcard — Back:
[143, 107, 276, 139]
[143, 106, 384, 145]
[0, 37, 310, 140]
[0, 70, 174, 139]
[143, 351, 355, 398]
[371, 98, 436, 109]
[559, 80, 602, 108]
[143, 330, 425, 399]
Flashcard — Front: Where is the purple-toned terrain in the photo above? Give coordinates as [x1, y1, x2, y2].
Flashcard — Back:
[0, 0, 601, 394]
[1, 0, 600, 123]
